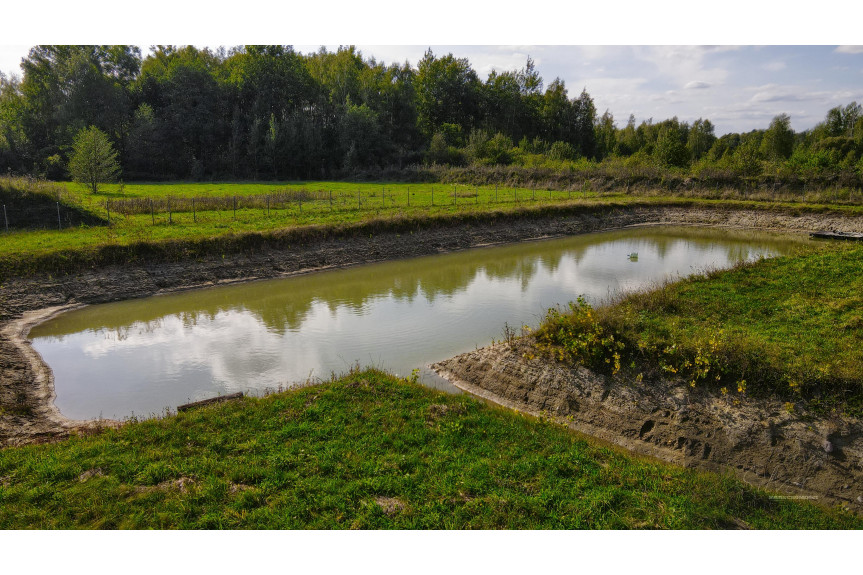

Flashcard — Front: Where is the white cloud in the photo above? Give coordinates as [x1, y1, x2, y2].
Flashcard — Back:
[835, 46, 863, 54]
[684, 81, 711, 89]
[631, 46, 730, 86]
[763, 61, 787, 71]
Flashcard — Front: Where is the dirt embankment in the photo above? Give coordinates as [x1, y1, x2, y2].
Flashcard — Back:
[1, 204, 862, 454]
[433, 342, 863, 512]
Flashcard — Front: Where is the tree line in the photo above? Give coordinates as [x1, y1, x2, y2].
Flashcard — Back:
[1, 45, 862, 185]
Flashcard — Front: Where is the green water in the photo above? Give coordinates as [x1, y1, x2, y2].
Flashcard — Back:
[29, 226, 810, 420]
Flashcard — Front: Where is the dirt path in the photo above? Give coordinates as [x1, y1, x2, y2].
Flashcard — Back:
[2, 204, 862, 456]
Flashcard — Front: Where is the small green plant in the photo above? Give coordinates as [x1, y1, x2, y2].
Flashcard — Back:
[537, 297, 624, 376]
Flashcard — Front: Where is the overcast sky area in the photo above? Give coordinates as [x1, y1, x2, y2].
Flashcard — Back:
[2, 2, 862, 136]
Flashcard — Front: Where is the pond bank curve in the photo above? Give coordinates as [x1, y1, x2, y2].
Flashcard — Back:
[1, 204, 862, 450]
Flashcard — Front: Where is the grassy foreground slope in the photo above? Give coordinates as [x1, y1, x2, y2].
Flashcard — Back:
[0, 370, 858, 529]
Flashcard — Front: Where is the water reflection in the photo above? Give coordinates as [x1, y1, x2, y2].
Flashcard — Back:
[29, 226, 809, 420]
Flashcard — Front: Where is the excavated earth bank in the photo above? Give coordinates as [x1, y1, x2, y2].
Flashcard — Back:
[433, 342, 863, 512]
[2, 204, 863, 510]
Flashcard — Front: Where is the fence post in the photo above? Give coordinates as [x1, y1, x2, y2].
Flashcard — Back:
[168, 198, 172, 224]
[193, 198, 196, 223]
[57, 202, 62, 230]
[453, 184, 457, 206]
[150, 198, 155, 225]
[358, 189, 361, 210]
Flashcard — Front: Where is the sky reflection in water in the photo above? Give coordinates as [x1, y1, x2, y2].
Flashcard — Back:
[29, 226, 809, 420]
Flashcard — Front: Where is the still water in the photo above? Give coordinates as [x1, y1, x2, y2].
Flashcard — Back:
[29, 226, 809, 420]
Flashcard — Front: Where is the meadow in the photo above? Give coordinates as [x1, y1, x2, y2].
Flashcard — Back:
[0, 369, 858, 529]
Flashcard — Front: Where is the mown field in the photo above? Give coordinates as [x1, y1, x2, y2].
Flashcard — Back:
[0, 369, 858, 529]
[2, 176, 863, 281]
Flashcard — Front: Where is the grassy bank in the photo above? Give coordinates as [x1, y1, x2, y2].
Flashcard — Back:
[0, 369, 857, 529]
[536, 242, 863, 415]
[3, 176, 863, 282]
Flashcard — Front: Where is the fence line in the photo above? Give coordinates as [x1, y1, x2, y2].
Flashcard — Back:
[3, 183, 863, 232]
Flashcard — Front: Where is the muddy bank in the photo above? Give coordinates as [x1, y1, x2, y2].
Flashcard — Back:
[433, 342, 863, 512]
[1, 204, 862, 448]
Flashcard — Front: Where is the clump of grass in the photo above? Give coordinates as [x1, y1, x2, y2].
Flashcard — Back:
[0, 369, 857, 529]
[536, 244, 863, 414]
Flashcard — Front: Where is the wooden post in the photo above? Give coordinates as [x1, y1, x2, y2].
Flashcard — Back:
[193, 198, 196, 223]
[453, 184, 457, 206]
[106, 200, 110, 223]
[358, 189, 361, 209]
[150, 198, 155, 225]
[168, 198, 172, 224]
[177, 392, 244, 412]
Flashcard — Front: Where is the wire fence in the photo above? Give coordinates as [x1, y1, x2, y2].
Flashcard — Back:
[3, 180, 863, 233]
[2, 184, 595, 231]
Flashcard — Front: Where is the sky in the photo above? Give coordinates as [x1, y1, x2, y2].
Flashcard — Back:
[2, 3, 863, 136]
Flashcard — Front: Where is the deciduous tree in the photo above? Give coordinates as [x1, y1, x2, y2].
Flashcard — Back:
[68, 125, 121, 193]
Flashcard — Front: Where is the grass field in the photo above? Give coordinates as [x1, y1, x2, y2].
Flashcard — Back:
[0, 178, 634, 276]
[3, 176, 863, 281]
[536, 242, 863, 414]
[0, 369, 857, 529]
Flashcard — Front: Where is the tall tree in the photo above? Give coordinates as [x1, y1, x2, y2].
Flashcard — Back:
[571, 88, 597, 159]
[760, 113, 794, 160]
[594, 110, 617, 160]
[687, 118, 716, 161]
[19, 45, 139, 169]
[653, 117, 689, 168]
[414, 50, 481, 138]
[0, 73, 28, 172]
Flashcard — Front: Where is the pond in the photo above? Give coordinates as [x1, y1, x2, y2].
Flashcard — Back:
[29, 226, 810, 420]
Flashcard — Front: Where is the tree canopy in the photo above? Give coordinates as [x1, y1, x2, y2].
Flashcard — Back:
[0, 45, 861, 184]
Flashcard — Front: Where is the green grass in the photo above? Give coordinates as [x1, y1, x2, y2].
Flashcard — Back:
[0, 369, 856, 529]
[536, 242, 863, 413]
[3, 177, 863, 283]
